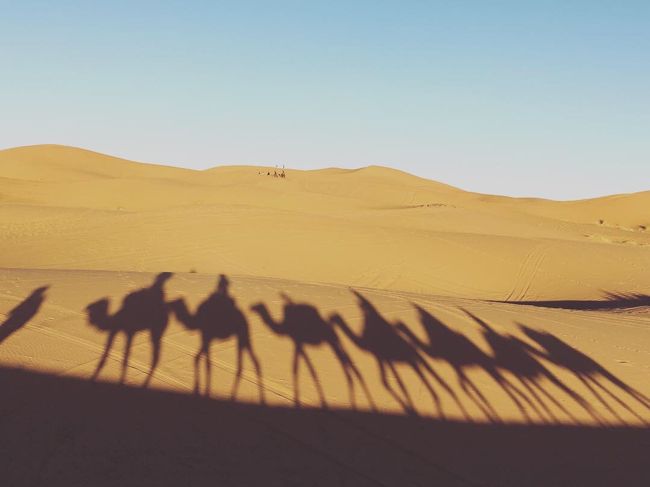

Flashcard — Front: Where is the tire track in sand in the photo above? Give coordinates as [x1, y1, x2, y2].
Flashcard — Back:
[504, 243, 548, 302]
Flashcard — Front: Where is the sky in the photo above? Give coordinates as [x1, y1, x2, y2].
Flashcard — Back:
[1, 1, 648, 199]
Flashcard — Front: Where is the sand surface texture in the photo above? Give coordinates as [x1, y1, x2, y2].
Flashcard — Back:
[1, 145, 649, 486]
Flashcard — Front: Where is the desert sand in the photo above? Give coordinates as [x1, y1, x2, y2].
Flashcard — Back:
[1, 145, 649, 486]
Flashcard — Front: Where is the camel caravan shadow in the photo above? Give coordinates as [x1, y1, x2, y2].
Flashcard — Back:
[80, 273, 650, 425]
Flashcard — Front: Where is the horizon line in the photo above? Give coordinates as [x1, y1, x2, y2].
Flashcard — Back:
[2, 143, 648, 203]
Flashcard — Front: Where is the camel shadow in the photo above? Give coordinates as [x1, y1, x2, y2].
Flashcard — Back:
[330, 290, 464, 418]
[85, 272, 173, 387]
[521, 325, 650, 424]
[397, 304, 507, 422]
[170, 274, 264, 402]
[0, 286, 49, 345]
[251, 292, 373, 409]
[462, 309, 605, 424]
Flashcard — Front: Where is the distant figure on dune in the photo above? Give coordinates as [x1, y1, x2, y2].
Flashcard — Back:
[86, 272, 173, 387]
[0, 286, 48, 344]
[171, 274, 264, 402]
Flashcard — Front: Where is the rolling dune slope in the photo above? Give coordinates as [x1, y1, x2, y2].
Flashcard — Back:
[1, 144, 649, 300]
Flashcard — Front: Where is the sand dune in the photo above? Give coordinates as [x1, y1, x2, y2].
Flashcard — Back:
[1, 144, 649, 299]
[1, 145, 649, 485]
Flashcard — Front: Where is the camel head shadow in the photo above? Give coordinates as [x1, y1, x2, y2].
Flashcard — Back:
[0, 285, 49, 344]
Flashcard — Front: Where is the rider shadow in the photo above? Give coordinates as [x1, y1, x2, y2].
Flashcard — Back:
[330, 290, 464, 418]
[521, 324, 650, 424]
[171, 274, 265, 403]
[0, 286, 49, 345]
[85, 272, 173, 387]
[250, 292, 373, 409]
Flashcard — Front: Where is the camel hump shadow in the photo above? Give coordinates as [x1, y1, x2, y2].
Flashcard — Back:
[119, 271, 173, 335]
[194, 292, 247, 337]
[346, 290, 421, 361]
[410, 304, 485, 363]
[282, 300, 340, 345]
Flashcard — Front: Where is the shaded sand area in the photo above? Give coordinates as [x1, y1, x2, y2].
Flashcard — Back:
[1, 145, 649, 485]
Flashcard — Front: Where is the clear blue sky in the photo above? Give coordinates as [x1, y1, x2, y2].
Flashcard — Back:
[1, 1, 648, 199]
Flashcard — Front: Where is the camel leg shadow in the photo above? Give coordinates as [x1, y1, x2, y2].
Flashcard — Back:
[331, 344, 376, 411]
[142, 330, 163, 389]
[456, 368, 500, 422]
[92, 331, 118, 382]
[193, 341, 212, 397]
[588, 375, 647, 424]
[231, 341, 266, 405]
[119, 334, 134, 384]
[378, 361, 416, 415]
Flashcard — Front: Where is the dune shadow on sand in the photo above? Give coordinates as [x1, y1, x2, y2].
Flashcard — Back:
[0, 366, 648, 487]
[496, 292, 650, 311]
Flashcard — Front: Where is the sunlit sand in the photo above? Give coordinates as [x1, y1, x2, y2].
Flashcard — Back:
[1, 145, 648, 486]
